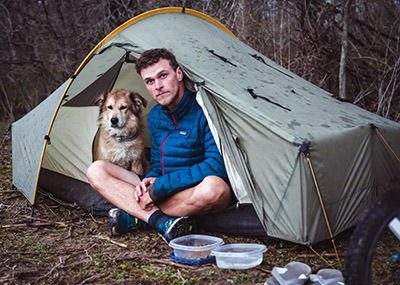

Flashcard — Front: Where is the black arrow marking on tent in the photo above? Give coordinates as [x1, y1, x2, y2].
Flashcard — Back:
[247, 88, 291, 111]
[98, 43, 138, 55]
[250, 54, 293, 79]
[208, 49, 237, 67]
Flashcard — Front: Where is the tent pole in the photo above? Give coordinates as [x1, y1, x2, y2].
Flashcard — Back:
[371, 124, 400, 163]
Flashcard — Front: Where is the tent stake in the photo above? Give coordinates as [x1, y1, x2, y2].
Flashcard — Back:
[28, 205, 35, 225]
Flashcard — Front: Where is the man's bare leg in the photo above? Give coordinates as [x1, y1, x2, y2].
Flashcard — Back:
[86, 160, 157, 222]
[159, 176, 232, 217]
[88, 161, 231, 218]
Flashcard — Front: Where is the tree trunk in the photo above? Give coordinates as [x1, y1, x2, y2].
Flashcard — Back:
[339, 0, 352, 100]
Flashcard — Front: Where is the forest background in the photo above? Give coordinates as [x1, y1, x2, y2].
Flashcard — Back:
[0, 0, 399, 129]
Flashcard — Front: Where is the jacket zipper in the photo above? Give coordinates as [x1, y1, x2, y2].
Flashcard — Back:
[161, 115, 178, 175]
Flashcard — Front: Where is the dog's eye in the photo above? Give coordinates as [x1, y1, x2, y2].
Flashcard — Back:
[120, 106, 127, 110]
[107, 106, 112, 110]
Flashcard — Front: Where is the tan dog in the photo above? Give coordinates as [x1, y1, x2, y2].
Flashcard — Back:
[94, 89, 148, 176]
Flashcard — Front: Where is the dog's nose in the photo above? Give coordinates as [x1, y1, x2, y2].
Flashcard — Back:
[110, 117, 118, 127]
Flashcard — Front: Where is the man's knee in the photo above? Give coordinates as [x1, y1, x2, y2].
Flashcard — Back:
[86, 160, 107, 189]
[195, 176, 231, 206]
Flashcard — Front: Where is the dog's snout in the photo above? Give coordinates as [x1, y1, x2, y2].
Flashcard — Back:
[110, 117, 118, 126]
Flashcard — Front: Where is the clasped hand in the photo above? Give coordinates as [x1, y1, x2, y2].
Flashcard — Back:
[135, 177, 156, 211]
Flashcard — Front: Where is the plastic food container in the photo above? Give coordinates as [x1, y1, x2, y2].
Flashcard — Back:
[211, 243, 267, 269]
[169, 234, 224, 260]
[269, 261, 311, 285]
[309, 268, 344, 285]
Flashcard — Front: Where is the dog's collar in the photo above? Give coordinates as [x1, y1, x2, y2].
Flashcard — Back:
[113, 132, 138, 142]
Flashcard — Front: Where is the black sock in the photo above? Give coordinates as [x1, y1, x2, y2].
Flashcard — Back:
[148, 210, 172, 231]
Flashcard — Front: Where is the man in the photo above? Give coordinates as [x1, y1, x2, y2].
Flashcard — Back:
[87, 48, 232, 242]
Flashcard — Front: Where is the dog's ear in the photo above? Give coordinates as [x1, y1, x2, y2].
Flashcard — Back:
[94, 92, 107, 108]
[130, 91, 147, 112]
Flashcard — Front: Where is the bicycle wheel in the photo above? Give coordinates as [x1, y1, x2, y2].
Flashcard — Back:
[344, 185, 400, 284]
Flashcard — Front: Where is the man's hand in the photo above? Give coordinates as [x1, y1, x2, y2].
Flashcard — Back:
[135, 177, 156, 211]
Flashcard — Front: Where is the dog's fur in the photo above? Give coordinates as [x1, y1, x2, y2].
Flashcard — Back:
[93, 89, 148, 176]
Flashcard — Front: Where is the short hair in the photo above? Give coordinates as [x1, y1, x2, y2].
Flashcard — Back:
[135, 48, 179, 75]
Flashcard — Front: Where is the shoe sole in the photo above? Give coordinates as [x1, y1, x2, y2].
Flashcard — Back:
[109, 208, 121, 236]
[161, 216, 195, 243]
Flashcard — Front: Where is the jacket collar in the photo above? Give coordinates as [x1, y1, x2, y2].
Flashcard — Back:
[163, 90, 195, 120]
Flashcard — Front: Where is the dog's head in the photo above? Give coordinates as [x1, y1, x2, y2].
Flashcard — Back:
[95, 90, 147, 136]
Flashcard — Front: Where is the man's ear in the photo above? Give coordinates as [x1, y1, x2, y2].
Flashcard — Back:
[176, 66, 183, 82]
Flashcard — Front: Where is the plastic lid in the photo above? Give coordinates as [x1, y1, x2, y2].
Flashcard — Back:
[271, 262, 311, 285]
[211, 243, 267, 257]
[169, 252, 216, 265]
[169, 234, 224, 251]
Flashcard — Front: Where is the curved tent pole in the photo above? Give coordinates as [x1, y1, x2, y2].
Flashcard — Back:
[30, 7, 235, 205]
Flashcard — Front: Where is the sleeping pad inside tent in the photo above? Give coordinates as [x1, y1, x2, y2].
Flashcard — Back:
[11, 7, 400, 245]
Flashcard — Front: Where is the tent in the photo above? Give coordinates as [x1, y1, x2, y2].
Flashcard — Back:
[12, 7, 400, 245]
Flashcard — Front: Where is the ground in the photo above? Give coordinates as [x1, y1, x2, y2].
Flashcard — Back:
[0, 133, 398, 284]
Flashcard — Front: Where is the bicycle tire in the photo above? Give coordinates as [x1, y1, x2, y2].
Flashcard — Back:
[344, 185, 400, 284]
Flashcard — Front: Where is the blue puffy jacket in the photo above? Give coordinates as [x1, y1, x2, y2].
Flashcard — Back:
[146, 90, 228, 202]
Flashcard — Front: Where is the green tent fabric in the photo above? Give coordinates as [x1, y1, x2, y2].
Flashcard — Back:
[12, 7, 400, 244]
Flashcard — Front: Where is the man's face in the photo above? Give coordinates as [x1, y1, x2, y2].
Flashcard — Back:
[140, 58, 184, 110]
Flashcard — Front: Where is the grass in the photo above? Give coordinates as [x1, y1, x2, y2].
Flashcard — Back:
[1, 133, 399, 284]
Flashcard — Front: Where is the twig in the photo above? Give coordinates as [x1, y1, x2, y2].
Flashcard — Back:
[62, 226, 73, 240]
[84, 244, 96, 261]
[61, 259, 91, 269]
[89, 212, 97, 223]
[79, 273, 108, 285]
[2, 194, 21, 200]
[297, 253, 344, 258]
[36, 256, 67, 282]
[22, 215, 70, 227]
[152, 259, 197, 269]
[259, 268, 272, 274]
[1, 190, 17, 193]
[95, 235, 128, 248]
[177, 269, 187, 283]
[1, 222, 58, 228]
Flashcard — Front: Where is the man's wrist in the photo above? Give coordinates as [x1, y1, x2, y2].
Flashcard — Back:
[148, 183, 160, 203]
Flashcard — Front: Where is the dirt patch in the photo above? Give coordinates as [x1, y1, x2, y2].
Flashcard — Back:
[1, 134, 398, 284]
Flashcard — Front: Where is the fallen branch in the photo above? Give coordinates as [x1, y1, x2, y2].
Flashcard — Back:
[297, 253, 344, 258]
[152, 258, 198, 269]
[1, 222, 59, 229]
[22, 215, 70, 227]
[95, 235, 128, 248]
[259, 268, 272, 274]
[36, 256, 68, 282]
[79, 273, 108, 285]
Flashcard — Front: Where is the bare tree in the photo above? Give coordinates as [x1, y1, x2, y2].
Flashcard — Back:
[339, 0, 352, 100]
[0, 0, 399, 126]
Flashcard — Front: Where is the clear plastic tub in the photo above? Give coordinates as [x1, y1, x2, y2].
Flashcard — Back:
[309, 268, 344, 284]
[169, 234, 224, 260]
[270, 261, 311, 284]
[211, 243, 267, 269]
